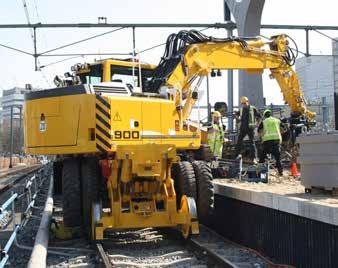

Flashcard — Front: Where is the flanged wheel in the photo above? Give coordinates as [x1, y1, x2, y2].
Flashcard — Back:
[91, 201, 102, 241]
[179, 195, 198, 239]
[192, 161, 214, 225]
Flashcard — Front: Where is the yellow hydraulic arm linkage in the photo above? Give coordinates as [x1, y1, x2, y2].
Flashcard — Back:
[147, 31, 315, 122]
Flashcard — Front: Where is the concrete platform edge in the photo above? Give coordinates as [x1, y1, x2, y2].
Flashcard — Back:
[213, 182, 338, 226]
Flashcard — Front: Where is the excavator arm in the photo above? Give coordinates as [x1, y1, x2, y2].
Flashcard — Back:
[147, 31, 315, 121]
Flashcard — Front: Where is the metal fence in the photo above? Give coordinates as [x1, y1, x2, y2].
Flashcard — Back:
[0, 166, 50, 268]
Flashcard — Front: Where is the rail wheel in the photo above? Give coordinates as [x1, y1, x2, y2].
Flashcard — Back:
[179, 195, 198, 239]
[172, 161, 197, 206]
[62, 157, 82, 227]
[80, 156, 100, 240]
[192, 161, 214, 225]
[91, 201, 102, 241]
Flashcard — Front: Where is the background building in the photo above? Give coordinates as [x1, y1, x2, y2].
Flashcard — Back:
[333, 39, 338, 94]
[296, 55, 334, 128]
[0, 87, 27, 124]
[0, 87, 32, 153]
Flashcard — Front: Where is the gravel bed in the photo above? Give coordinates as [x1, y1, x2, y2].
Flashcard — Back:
[47, 194, 98, 268]
[191, 225, 270, 268]
[47, 226, 272, 267]
[0, 165, 43, 205]
[103, 229, 207, 267]
[214, 170, 338, 207]
[46, 199, 270, 268]
[1, 166, 51, 267]
[47, 227, 207, 267]
[0, 211, 12, 229]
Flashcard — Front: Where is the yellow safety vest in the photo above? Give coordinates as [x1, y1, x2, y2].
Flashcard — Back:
[240, 105, 256, 129]
[262, 117, 282, 142]
[207, 124, 224, 158]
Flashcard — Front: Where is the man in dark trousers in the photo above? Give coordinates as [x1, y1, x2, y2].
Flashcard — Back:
[235, 96, 261, 162]
[258, 109, 283, 176]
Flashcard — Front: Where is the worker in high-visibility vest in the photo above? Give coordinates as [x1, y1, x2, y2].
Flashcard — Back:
[207, 111, 225, 158]
[234, 96, 261, 162]
[258, 109, 283, 176]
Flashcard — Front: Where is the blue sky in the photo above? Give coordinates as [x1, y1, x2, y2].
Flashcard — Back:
[0, 0, 337, 105]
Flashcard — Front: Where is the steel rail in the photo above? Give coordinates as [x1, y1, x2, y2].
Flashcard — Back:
[96, 226, 250, 268]
[0, 166, 42, 195]
[96, 243, 112, 268]
[188, 237, 240, 268]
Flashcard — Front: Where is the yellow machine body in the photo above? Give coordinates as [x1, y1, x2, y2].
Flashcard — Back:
[24, 59, 200, 238]
[24, 34, 315, 239]
[24, 94, 200, 155]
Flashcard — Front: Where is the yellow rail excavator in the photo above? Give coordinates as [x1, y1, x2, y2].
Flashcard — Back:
[24, 30, 315, 240]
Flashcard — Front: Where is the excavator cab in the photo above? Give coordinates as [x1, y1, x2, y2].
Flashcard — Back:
[73, 59, 156, 94]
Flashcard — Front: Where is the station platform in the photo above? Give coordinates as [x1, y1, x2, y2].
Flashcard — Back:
[214, 176, 338, 226]
[211, 174, 338, 268]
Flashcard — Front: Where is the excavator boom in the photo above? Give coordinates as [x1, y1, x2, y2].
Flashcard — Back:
[146, 31, 315, 121]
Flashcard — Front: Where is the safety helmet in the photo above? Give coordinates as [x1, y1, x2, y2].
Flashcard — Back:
[212, 111, 221, 118]
[240, 96, 249, 104]
[263, 109, 272, 118]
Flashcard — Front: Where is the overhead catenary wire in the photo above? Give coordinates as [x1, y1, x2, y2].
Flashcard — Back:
[311, 27, 338, 42]
[1, 23, 338, 30]
[39, 52, 131, 57]
[27, 1, 125, 71]
[21, 0, 34, 40]
[32, 0, 42, 23]
[20, 0, 51, 87]
[39, 70, 51, 87]
[36, 26, 126, 72]
[31, 0, 49, 58]
[138, 27, 211, 54]
[138, 42, 167, 54]
[1, 20, 337, 74]
[39, 27, 125, 55]
[0, 43, 32, 56]
[146, 29, 250, 93]
[38, 56, 83, 69]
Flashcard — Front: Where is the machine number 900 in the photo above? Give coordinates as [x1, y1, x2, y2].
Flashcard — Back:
[114, 130, 140, 139]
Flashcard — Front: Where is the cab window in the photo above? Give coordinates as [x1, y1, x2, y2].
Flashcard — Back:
[110, 65, 153, 89]
[78, 64, 102, 84]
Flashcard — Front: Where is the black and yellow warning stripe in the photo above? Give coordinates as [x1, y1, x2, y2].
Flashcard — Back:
[95, 94, 112, 153]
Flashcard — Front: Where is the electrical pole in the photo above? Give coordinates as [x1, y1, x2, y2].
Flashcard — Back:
[224, 1, 234, 131]
[9, 106, 14, 168]
[206, 76, 211, 122]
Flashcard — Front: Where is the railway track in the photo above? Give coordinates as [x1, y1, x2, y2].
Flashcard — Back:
[95, 225, 270, 268]
[46, 199, 292, 267]
[0, 165, 42, 195]
[0, 164, 52, 267]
